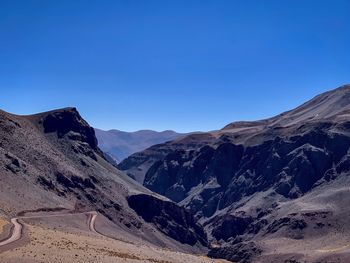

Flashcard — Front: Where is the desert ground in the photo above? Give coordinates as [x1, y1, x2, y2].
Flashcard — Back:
[0, 212, 228, 263]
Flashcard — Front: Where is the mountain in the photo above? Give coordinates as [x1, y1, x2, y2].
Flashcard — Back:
[0, 107, 213, 262]
[119, 84, 350, 262]
[94, 128, 185, 164]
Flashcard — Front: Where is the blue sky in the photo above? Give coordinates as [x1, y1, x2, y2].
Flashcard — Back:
[1, 0, 349, 132]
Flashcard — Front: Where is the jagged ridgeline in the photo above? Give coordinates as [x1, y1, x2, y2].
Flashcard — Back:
[119, 84, 350, 262]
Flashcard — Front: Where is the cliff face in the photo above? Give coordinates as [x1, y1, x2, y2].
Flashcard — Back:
[144, 121, 350, 215]
[0, 107, 208, 253]
[41, 107, 100, 151]
[119, 85, 350, 262]
[128, 194, 207, 246]
[118, 132, 215, 183]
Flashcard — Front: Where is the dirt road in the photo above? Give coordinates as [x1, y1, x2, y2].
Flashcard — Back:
[0, 211, 99, 248]
[0, 218, 22, 247]
[88, 211, 98, 233]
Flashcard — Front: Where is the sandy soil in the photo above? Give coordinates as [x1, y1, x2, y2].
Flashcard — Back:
[0, 224, 228, 263]
[0, 218, 8, 233]
[257, 235, 350, 262]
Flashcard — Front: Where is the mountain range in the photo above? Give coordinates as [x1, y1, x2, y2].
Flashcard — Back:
[95, 128, 185, 163]
[119, 84, 350, 262]
[2, 84, 350, 262]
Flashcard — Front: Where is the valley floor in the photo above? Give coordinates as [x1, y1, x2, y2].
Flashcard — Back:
[0, 214, 227, 263]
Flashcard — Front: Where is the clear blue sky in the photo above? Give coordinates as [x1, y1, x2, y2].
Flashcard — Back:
[1, 0, 349, 132]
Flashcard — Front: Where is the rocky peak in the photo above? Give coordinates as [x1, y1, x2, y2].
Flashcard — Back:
[40, 107, 99, 151]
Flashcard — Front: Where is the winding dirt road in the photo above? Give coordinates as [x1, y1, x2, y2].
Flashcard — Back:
[88, 211, 98, 233]
[0, 211, 99, 248]
[0, 218, 22, 247]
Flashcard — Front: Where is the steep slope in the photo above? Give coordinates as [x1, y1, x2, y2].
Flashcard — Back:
[120, 85, 350, 188]
[119, 84, 350, 262]
[0, 107, 208, 254]
[95, 128, 185, 163]
[118, 132, 214, 183]
[222, 84, 350, 131]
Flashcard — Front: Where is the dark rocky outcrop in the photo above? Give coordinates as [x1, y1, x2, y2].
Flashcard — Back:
[128, 194, 207, 246]
[41, 107, 100, 152]
[208, 242, 262, 263]
[266, 217, 307, 235]
[211, 214, 254, 242]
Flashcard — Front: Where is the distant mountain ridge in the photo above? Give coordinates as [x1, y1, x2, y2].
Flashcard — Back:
[95, 128, 185, 163]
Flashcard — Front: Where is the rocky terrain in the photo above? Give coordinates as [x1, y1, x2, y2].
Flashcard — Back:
[2, 85, 350, 262]
[119, 84, 350, 262]
[95, 128, 185, 164]
[0, 107, 213, 262]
